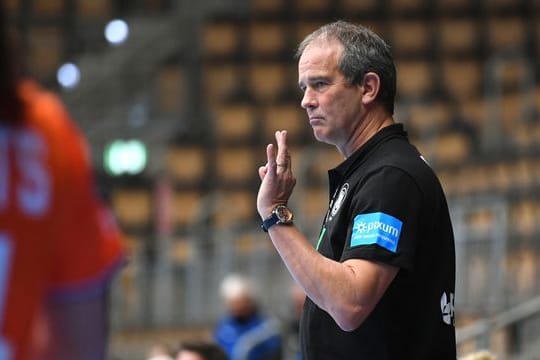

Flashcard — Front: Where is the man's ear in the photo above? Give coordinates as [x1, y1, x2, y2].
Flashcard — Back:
[361, 72, 380, 106]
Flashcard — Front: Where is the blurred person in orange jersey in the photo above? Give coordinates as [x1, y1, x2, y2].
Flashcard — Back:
[0, 5, 124, 360]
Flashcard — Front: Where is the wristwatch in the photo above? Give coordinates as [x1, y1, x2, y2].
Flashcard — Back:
[261, 205, 294, 232]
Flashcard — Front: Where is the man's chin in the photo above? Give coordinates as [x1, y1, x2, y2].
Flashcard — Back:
[312, 130, 332, 145]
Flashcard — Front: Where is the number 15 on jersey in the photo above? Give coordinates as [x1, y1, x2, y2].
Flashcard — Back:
[0, 234, 13, 360]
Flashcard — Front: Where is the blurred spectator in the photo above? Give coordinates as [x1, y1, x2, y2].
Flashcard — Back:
[283, 284, 305, 360]
[146, 343, 174, 360]
[213, 274, 282, 360]
[460, 350, 496, 360]
[176, 341, 228, 360]
[0, 4, 124, 360]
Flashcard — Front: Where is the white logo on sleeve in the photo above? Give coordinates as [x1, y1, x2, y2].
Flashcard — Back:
[328, 183, 349, 221]
[440, 292, 455, 326]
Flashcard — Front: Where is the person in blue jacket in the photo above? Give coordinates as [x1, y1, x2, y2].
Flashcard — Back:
[214, 274, 282, 360]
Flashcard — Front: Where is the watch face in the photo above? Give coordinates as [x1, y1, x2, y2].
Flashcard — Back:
[275, 205, 293, 223]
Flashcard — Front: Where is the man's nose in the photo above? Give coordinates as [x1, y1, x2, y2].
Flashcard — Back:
[301, 88, 317, 109]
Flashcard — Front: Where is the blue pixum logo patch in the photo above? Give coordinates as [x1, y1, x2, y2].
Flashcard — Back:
[351, 212, 403, 252]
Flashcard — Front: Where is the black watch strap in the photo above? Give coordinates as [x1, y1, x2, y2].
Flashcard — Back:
[261, 213, 280, 232]
[261, 205, 293, 232]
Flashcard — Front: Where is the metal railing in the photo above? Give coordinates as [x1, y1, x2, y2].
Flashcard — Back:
[457, 295, 540, 358]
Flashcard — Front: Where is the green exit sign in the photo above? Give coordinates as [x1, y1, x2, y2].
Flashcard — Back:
[103, 139, 147, 176]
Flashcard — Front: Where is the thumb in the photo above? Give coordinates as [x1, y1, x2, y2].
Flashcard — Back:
[259, 164, 268, 181]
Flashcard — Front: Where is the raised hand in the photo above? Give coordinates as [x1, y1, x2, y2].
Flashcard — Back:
[257, 130, 297, 219]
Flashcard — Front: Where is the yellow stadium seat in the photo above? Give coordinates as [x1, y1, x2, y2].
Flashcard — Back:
[460, 99, 487, 129]
[77, 0, 111, 18]
[248, 22, 288, 57]
[111, 188, 152, 228]
[261, 103, 307, 143]
[441, 59, 482, 101]
[396, 60, 433, 99]
[387, 0, 426, 14]
[213, 190, 256, 227]
[435, 0, 472, 13]
[390, 20, 431, 55]
[497, 58, 533, 91]
[165, 146, 207, 183]
[297, 186, 329, 220]
[170, 238, 195, 265]
[170, 190, 204, 227]
[215, 147, 256, 183]
[416, 131, 470, 166]
[212, 104, 256, 142]
[201, 22, 240, 58]
[483, 0, 521, 12]
[4, 0, 21, 12]
[202, 64, 244, 104]
[486, 17, 526, 52]
[295, 0, 332, 14]
[407, 101, 452, 135]
[510, 159, 535, 191]
[248, 63, 289, 102]
[251, 0, 286, 14]
[511, 200, 540, 237]
[341, 0, 378, 13]
[294, 20, 328, 45]
[437, 18, 478, 56]
[308, 146, 345, 181]
[490, 162, 512, 193]
[506, 249, 538, 298]
[34, 0, 64, 14]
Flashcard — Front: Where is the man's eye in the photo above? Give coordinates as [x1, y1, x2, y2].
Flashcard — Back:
[314, 81, 327, 89]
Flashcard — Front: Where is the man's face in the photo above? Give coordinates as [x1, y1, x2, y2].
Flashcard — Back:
[298, 39, 365, 152]
[226, 295, 255, 320]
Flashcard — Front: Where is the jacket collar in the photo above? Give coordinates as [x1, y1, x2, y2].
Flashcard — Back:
[331, 123, 407, 179]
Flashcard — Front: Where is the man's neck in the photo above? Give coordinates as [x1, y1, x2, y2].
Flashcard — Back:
[339, 109, 394, 158]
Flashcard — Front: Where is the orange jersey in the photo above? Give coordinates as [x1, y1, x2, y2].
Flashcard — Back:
[0, 80, 124, 360]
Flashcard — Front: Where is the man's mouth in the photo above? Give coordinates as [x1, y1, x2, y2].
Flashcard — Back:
[309, 116, 324, 125]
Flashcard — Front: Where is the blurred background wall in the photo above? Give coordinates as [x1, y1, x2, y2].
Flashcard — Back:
[5, 0, 540, 358]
